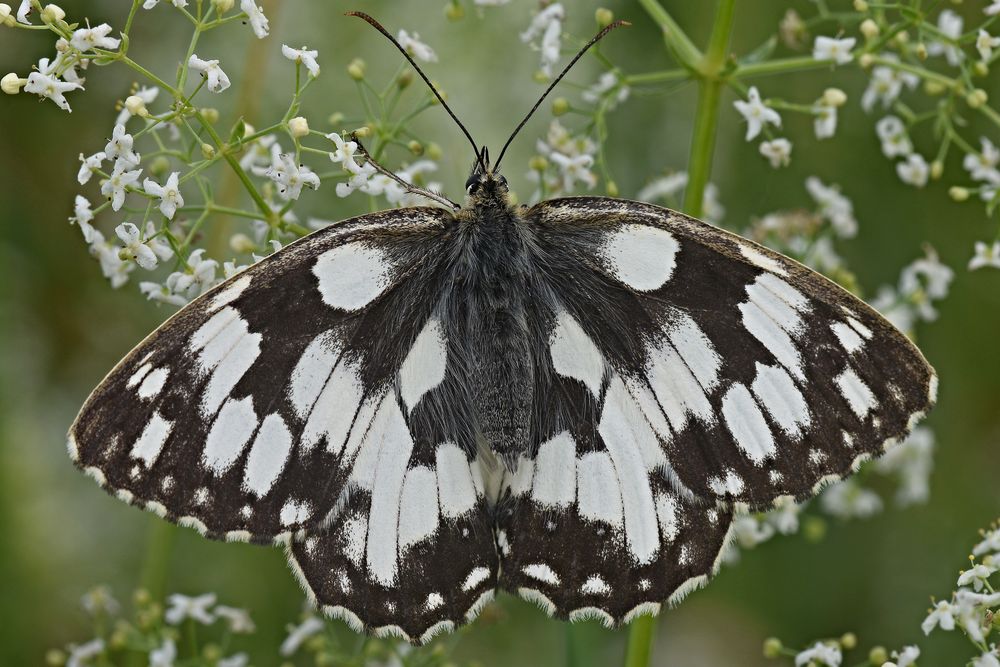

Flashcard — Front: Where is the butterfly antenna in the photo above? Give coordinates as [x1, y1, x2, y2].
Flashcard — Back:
[347, 11, 485, 172]
[493, 19, 630, 172]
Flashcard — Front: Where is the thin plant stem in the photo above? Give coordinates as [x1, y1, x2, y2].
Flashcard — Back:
[138, 520, 176, 601]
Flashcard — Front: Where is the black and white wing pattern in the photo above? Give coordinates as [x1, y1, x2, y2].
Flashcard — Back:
[526, 196, 936, 511]
[69, 207, 499, 639]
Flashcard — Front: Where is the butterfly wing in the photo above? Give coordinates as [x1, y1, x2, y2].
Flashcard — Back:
[523, 196, 936, 511]
[70, 207, 464, 542]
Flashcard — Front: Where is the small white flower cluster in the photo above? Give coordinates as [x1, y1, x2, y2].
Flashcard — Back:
[521, 2, 565, 78]
[327, 132, 444, 208]
[733, 87, 795, 169]
[871, 246, 954, 334]
[582, 71, 630, 110]
[529, 119, 599, 199]
[636, 170, 725, 223]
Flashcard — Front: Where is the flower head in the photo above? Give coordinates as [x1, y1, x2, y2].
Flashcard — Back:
[105, 124, 140, 168]
[397, 29, 437, 62]
[958, 563, 998, 591]
[72, 195, 98, 243]
[66, 639, 105, 667]
[266, 153, 320, 200]
[977, 30, 1000, 61]
[964, 137, 1000, 183]
[281, 44, 320, 77]
[795, 641, 842, 667]
[759, 138, 792, 168]
[78, 151, 106, 184]
[896, 153, 929, 188]
[521, 3, 564, 77]
[214, 606, 256, 633]
[188, 54, 231, 93]
[24, 71, 82, 111]
[813, 36, 856, 65]
[926, 10, 964, 66]
[115, 223, 159, 270]
[733, 87, 781, 141]
[101, 163, 142, 211]
[116, 85, 159, 125]
[876, 116, 912, 158]
[891, 645, 920, 667]
[150, 639, 176, 667]
[813, 104, 838, 139]
[165, 593, 216, 625]
[805, 176, 857, 238]
[70, 24, 121, 52]
[144, 172, 184, 219]
[280, 616, 325, 656]
[240, 0, 269, 38]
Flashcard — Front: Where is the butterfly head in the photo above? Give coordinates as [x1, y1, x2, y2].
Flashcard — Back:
[464, 147, 510, 207]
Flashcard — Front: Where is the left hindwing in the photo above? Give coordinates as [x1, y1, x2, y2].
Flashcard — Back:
[526, 197, 936, 510]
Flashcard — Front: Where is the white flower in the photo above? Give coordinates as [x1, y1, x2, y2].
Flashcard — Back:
[72, 195, 98, 243]
[239, 131, 277, 172]
[240, 0, 269, 38]
[115, 223, 158, 270]
[795, 641, 842, 667]
[70, 24, 121, 52]
[101, 164, 142, 211]
[144, 221, 173, 261]
[218, 654, 249, 667]
[922, 599, 957, 634]
[805, 176, 857, 238]
[397, 29, 437, 62]
[281, 44, 320, 77]
[165, 593, 216, 625]
[875, 427, 933, 506]
[900, 247, 953, 308]
[214, 606, 255, 633]
[336, 162, 377, 198]
[143, 0, 188, 8]
[89, 230, 134, 288]
[703, 183, 725, 222]
[581, 71, 629, 108]
[891, 645, 920, 667]
[990, 2, 1000, 16]
[813, 104, 837, 139]
[974, 527, 1000, 558]
[733, 87, 781, 141]
[15, 0, 31, 24]
[759, 138, 792, 168]
[637, 172, 688, 202]
[733, 515, 775, 550]
[140, 273, 189, 306]
[105, 124, 140, 169]
[819, 479, 882, 519]
[327, 132, 362, 174]
[958, 563, 998, 591]
[80, 586, 120, 616]
[521, 3, 564, 77]
[876, 116, 912, 157]
[861, 57, 919, 112]
[474, 0, 510, 5]
[188, 54, 230, 93]
[78, 151, 106, 184]
[978, 30, 1000, 61]
[896, 153, 929, 187]
[766, 496, 801, 534]
[964, 137, 1000, 183]
[66, 639, 105, 667]
[926, 10, 964, 66]
[813, 36, 856, 64]
[969, 241, 1000, 271]
[24, 71, 82, 111]
[144, 172, 184, 219]
[115, 86, 159, 125]
[281, 616, 325, 656]
[975, 649, 1000, 667]
[549, 152, 597, 192]
[149, 639, 176, 667]
[182, 253, 220, 295]
[266, 154, 320, 200]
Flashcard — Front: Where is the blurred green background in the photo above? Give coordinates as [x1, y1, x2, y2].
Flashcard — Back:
[1, 1, 999, 665]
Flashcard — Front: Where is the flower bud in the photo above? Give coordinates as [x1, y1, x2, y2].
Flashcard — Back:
[1, 72, 25, 94]
[202, 644, 222, 662]
[533, 70, 549, 84]
[150, 155, 170, 176]
[201, 143, 216, 159]
[407, 139, 423, 155]
[552, 97, 570, 116]
[125, 94, 148, 117]
[858, 53, 874, 68]
[915, 42, 928, 60]
[212, 0, 235, 13]
[289, 116, 309, 138]
[327, 112, 344, 126]
[930, 160, 943, 180]
[967, 88, 989, 108]
[41, 4, 65, 23]
[427, 142, 443, 160]
[133, 588, 152, 606]
[595, 8, 614, 27]
[803, 515, 827, 542]
[924, 80, 946, 96]
[894, 30, 909, 45]
[200, 107, 219, 124]
[353, 125, 372, 139]
[839, 633, 857, 650]
[0, 4, 15, 27]
[529, 155, 548, 171]
[974, 61, 989, 77]
[230, 233, 256, 253]
[868, 646, 888, 665]
[949, 186, 970, 201]
[347, 58, 366, 81]
[45, 649, 67, 666]
[397, 68, 413, 89]
[853, 0, 868, 10]
[444, 2, 464, 21]
[606, 180, 619, 197]
[860, 19, 878, 40]
[762, 637, 783, 658]
[821, 87, 847, 107]
[55, 37, 69, 52]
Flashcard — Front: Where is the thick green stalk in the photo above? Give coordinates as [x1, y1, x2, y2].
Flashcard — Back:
[638, 0, 703, 70]
[624, 615, 656, 667]
[684, 0, 736, 219]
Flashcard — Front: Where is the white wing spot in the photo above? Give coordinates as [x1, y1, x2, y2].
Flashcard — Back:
[280, 498, 312, 527]
[847, 316, 873, 339]
[243, 413, 293, 497]
[581, 575, 610, 596]
[708, 470, 745, 496]
[831, 321, 865, 354]
[398, 317, 447, 413]
[366, 400, 414, 587]
[462, 566, 491, 592]
[398, 466, 440, 553]
[313, 242, 392, 311]
[343, 515, 367, 566]
[425, 593, 444, 611]
[204, 397, 258, 475]
[654, 492, 679, 543]
[549, 310, 605, 397]
[722, 384, 776, 464]
[751, 363, 810, 438]
[666, 313, 722, 391]
[289, 330, 341, 420]
[576, 451, 624, 527]
[130, 411, 173, 467]
[600, 224, 680, 291]
[739, 243, 787, 276]
[436, 442, 478, 518]
[531, 431, 577, 508]
[126, 363, 152, 389]
[523, 563, 560, 585]
[136, 367, 170, 400]
[835, 368, 877, 418]
[207, 274, 251, 312]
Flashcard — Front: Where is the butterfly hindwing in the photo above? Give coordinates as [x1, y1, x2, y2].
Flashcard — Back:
[69, 208, 457, 541]
[527, 196, 936, 510]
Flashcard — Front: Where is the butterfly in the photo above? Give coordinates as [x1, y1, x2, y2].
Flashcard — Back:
[69, 13, 936, 644]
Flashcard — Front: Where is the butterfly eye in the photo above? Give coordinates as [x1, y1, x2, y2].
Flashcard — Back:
[465, 174, 480, 194]
[498, 175, 508, 188]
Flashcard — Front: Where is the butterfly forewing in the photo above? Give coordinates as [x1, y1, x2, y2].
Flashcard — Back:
[528, 197, 936, 510]
[69, 207, 456, 541]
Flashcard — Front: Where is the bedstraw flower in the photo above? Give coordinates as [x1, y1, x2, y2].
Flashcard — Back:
[188, 54, 231, 93]
[733, 87, 781, 141]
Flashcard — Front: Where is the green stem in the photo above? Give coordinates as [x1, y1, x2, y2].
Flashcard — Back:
[684, 0, 736, 219]
[735, 55, 834, 78]
[638, 0, 703, 70]
[624, 615, 656, 667]
[138, 521, 176, 600]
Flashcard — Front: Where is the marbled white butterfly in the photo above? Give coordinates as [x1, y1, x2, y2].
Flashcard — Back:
[69, 13, 936, 644]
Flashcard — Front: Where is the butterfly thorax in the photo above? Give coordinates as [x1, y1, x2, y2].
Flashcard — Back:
[448, 179, 538, 469]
